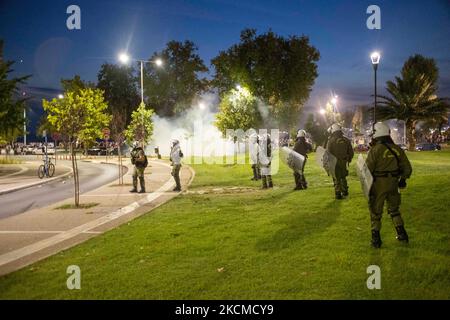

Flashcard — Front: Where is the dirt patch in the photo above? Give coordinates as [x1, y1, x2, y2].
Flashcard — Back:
[185, 186, 260, 195]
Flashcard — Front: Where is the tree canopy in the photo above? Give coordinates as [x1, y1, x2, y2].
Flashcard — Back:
[97, 63, 140, 127]
[0, 40, 30, 142]
[211, 29, 320, 129]
[124, 102, 154, 146]
[143, 40, 209, 117]
[215, 86, 261, 137]
[376, 55, 449, 150]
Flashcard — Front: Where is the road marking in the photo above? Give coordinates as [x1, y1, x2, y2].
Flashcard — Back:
[0, 167, 175, 268]
[80, 192, 168, 197]
[1, 165, 28, 178]
[0, 231, 102, 235]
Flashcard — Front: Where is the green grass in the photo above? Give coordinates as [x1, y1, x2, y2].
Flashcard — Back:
[55, 203, 99, 210]
[0, 157, 23, 165]
[0, 150, 449, 299]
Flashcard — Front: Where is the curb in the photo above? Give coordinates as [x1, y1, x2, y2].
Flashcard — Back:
[0, 165, 73, 196]
[0, 161, 195, 274]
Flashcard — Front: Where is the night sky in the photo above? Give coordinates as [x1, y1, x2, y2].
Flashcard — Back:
[1, 0, 449, 118]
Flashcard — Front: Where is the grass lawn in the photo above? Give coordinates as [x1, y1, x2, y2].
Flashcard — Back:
[0, 150, 449, 299]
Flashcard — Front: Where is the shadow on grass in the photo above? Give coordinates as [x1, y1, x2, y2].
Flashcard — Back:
[255, 199, 343, 251]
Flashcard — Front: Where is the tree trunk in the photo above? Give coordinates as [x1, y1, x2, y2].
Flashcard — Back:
[70, 142, 80, 207]
[117, 141, 123, 185]
[406, 119, 417, 151]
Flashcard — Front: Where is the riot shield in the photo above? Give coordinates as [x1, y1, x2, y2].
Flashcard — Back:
[316, 146, 337, 178]
[356, 154, 373, 199]
[280, 147, 305, 174]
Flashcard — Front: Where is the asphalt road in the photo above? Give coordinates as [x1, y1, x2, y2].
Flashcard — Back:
[0, 160, 126, 219]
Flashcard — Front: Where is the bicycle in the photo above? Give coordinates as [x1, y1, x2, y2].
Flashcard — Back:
[38, 157, 55, 179]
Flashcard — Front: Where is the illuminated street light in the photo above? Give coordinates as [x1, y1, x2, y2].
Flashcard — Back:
[371, 51, 381, 125]
[118, 52, 130, 64]
[319, 108, 326, 115]
[199, 102, 206, 110]
[155, 58, 163, 67]
[236, 84, 242, 91]
[118, 52, 164, 104]
[58, 94, 64, 99]
[331, 96, 337, 105]
[118, 52, 164, 148]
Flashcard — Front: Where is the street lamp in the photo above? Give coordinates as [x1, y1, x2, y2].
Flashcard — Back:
[118, 52, 164, 105]
[118, 52, 163, 148]
[58, 94, 64, 99]
[319, 108, 326, 115]
[370, 52, 381, 125]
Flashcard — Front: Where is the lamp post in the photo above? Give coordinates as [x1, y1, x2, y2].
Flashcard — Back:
[119, 53, 163, 146]
[370, 52, 380, 125]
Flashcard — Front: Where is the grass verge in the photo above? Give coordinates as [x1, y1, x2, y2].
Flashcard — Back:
[0, 150, 449, 299]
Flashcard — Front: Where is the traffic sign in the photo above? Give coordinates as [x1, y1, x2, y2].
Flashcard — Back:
[102, 128, 110, 140]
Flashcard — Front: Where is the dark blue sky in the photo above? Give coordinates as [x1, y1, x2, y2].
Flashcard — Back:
[1, 0, 449, 109]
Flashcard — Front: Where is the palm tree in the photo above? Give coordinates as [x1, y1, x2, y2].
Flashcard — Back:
[375, 67, 449, 151]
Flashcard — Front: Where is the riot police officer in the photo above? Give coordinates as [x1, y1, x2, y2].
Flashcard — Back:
[130, 141, 147, 193]
[366, 122, 412, 248]
[170, 139, 183, 192]
[293, 130, 312, 190]
[326, 124, 354, 199]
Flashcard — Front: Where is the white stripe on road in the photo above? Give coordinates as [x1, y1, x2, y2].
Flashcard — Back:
[0, 168, 175, 268]
[0, 231, 102, 235]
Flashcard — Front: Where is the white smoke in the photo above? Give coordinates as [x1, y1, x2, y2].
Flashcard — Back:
[147, 93, 238, 158]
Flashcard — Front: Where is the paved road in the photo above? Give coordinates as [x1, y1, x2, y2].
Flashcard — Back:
[0, 160, 126, 219]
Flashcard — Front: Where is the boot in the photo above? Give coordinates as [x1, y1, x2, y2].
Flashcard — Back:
[138, 177, 146, 193]
[130, 177, 138, 193]
[335, 192, 343, 200]
[395, 226, 409, 243]
[173, 175, 181, 191]
[261, 176, 268, 189]
[293, 174, 302, 190]
[251, 166, 258, 181]
[371, 230, 382, 248]
[342, 189, 349, 197]
[300, 175, 307, 189]
[267, 175, 273, 188]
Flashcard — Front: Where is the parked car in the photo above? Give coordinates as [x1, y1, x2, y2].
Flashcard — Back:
[415, 143, 441, 151]
[398, 144, 408, 151]
[84, 147, 118, 156]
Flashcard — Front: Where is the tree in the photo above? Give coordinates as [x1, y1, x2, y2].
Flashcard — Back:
[43, 88, 111, 207]
[215, 86, 261, 139]
[305, 113, 328, 148]
[97, 63, 140, 184]
[0, 40, 31, 144]
[376, 55, 449, 151]
[124, 102, 154, 147]
[97, 63, 139, 126]
[211, 29, 320, 130]
[61, 74, 95, 92]
[402, 54, 439, 88]
[143, 40, 209, 117]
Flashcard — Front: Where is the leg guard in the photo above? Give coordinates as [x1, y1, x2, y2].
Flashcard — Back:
[371, 230, 382, 248]
[139, 176, 146, 193]
[395, 225, 409, 243]
[261, 176, 268, 189]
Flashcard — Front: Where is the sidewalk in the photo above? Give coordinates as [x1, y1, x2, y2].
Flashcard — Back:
[0, 160, 72, 195]
[0, 159, 193, 276]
